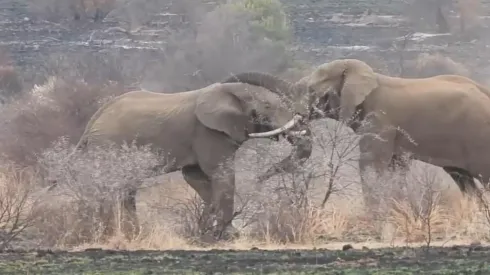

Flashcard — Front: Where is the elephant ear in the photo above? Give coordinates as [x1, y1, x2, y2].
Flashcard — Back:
[195, 85, 250, 143]
[339, 63, 378, 122]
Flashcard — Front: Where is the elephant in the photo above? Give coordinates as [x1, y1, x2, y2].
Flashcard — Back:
[70, 81, 312, 241]
[221, 59, 490, 209]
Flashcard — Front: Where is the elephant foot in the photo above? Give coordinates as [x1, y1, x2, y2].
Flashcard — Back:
[199, 224, 240, 244]
[217, 224, 240, 241]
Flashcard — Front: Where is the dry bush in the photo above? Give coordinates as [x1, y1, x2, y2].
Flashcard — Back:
[222, 120, 362, 244]
[31, 138, 163, 247]
[379, 167, 448, 245]
[0, 162, 43, 250]
[145, 187, 214, 243]
[403, 52, 471, 78]
[0, 76, 124, 167]
[153, 0, 295, 92]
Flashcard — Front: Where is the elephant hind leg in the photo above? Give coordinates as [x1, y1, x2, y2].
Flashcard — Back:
[443, 166, 478, 196]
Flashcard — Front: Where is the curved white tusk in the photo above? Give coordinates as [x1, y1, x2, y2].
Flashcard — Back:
[288, 130, 308, 137]
[249, 114, 303, 138]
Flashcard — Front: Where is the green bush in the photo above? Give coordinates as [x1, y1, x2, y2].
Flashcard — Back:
[230, 0, 292, 43]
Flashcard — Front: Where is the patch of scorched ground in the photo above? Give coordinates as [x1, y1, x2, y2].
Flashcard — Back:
[0, 246, 489, 274]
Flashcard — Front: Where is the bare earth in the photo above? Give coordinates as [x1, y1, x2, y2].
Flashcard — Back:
[1, 245, 489, 274]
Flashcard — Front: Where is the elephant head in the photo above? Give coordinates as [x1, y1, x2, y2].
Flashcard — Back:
[222, 59, 379, 133]
[217, 75, 313, 180]
[298, 59, 379, 124]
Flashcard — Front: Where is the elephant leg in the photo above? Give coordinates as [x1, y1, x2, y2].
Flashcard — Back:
[388, 154, 413, 200]
[119, 187, 140, 240]
[182, 165, 214, 234]
[442, 166, 478, 196]
[193, 129, 240, 242]
[182, 165, 212, 204]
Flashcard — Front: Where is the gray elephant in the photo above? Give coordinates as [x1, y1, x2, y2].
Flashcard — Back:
[72, 81, 311, 241]
[221, 59, 490, 208]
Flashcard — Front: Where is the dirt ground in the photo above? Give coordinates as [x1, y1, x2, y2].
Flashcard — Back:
[0, 245, 488, 274]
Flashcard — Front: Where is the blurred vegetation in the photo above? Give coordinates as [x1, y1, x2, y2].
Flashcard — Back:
[230, 0, 292, 43]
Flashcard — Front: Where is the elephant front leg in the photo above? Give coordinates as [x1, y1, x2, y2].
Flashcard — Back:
[181, 165, 219, 237]
[193, 130, 240, 242]
[207, 159, 238, 241]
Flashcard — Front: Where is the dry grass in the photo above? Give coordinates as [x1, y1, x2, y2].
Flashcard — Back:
[0, 148, 487, 251]
[0, 162, 44, 250]
[60, 184, 490, 251]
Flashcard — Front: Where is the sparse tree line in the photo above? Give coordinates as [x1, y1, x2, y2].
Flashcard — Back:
[0, 0, 488, 249]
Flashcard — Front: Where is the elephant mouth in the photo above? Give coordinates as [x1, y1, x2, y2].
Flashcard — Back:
[309, 93, 339, 121]
[248, 114, 306, 138]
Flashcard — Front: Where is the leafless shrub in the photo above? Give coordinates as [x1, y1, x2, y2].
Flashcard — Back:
[229, 120, 361, 244]
[0, 76, 124, 167]
[32, 137, 162, 247]
[0, 162, 43, 250]
[382, 166, 448, 246]
[154, 1, 294, 92]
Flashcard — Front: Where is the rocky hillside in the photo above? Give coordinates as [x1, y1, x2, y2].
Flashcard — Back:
[1, 0, 490, 86]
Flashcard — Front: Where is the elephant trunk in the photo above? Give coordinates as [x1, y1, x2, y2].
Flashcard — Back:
[222, 72, 296, 98]
[222, 72, 313, 181]
[257, 128, 313, 183]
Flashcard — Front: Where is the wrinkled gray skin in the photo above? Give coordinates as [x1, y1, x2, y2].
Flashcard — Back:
[221, 65, 481, 206]
[72, 82, 312, 242]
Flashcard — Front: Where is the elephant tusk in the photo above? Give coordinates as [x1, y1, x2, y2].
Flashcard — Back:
[248, 114, 303, 138]
[312, 106, 326, 117]
[288, 130, 308, 137]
